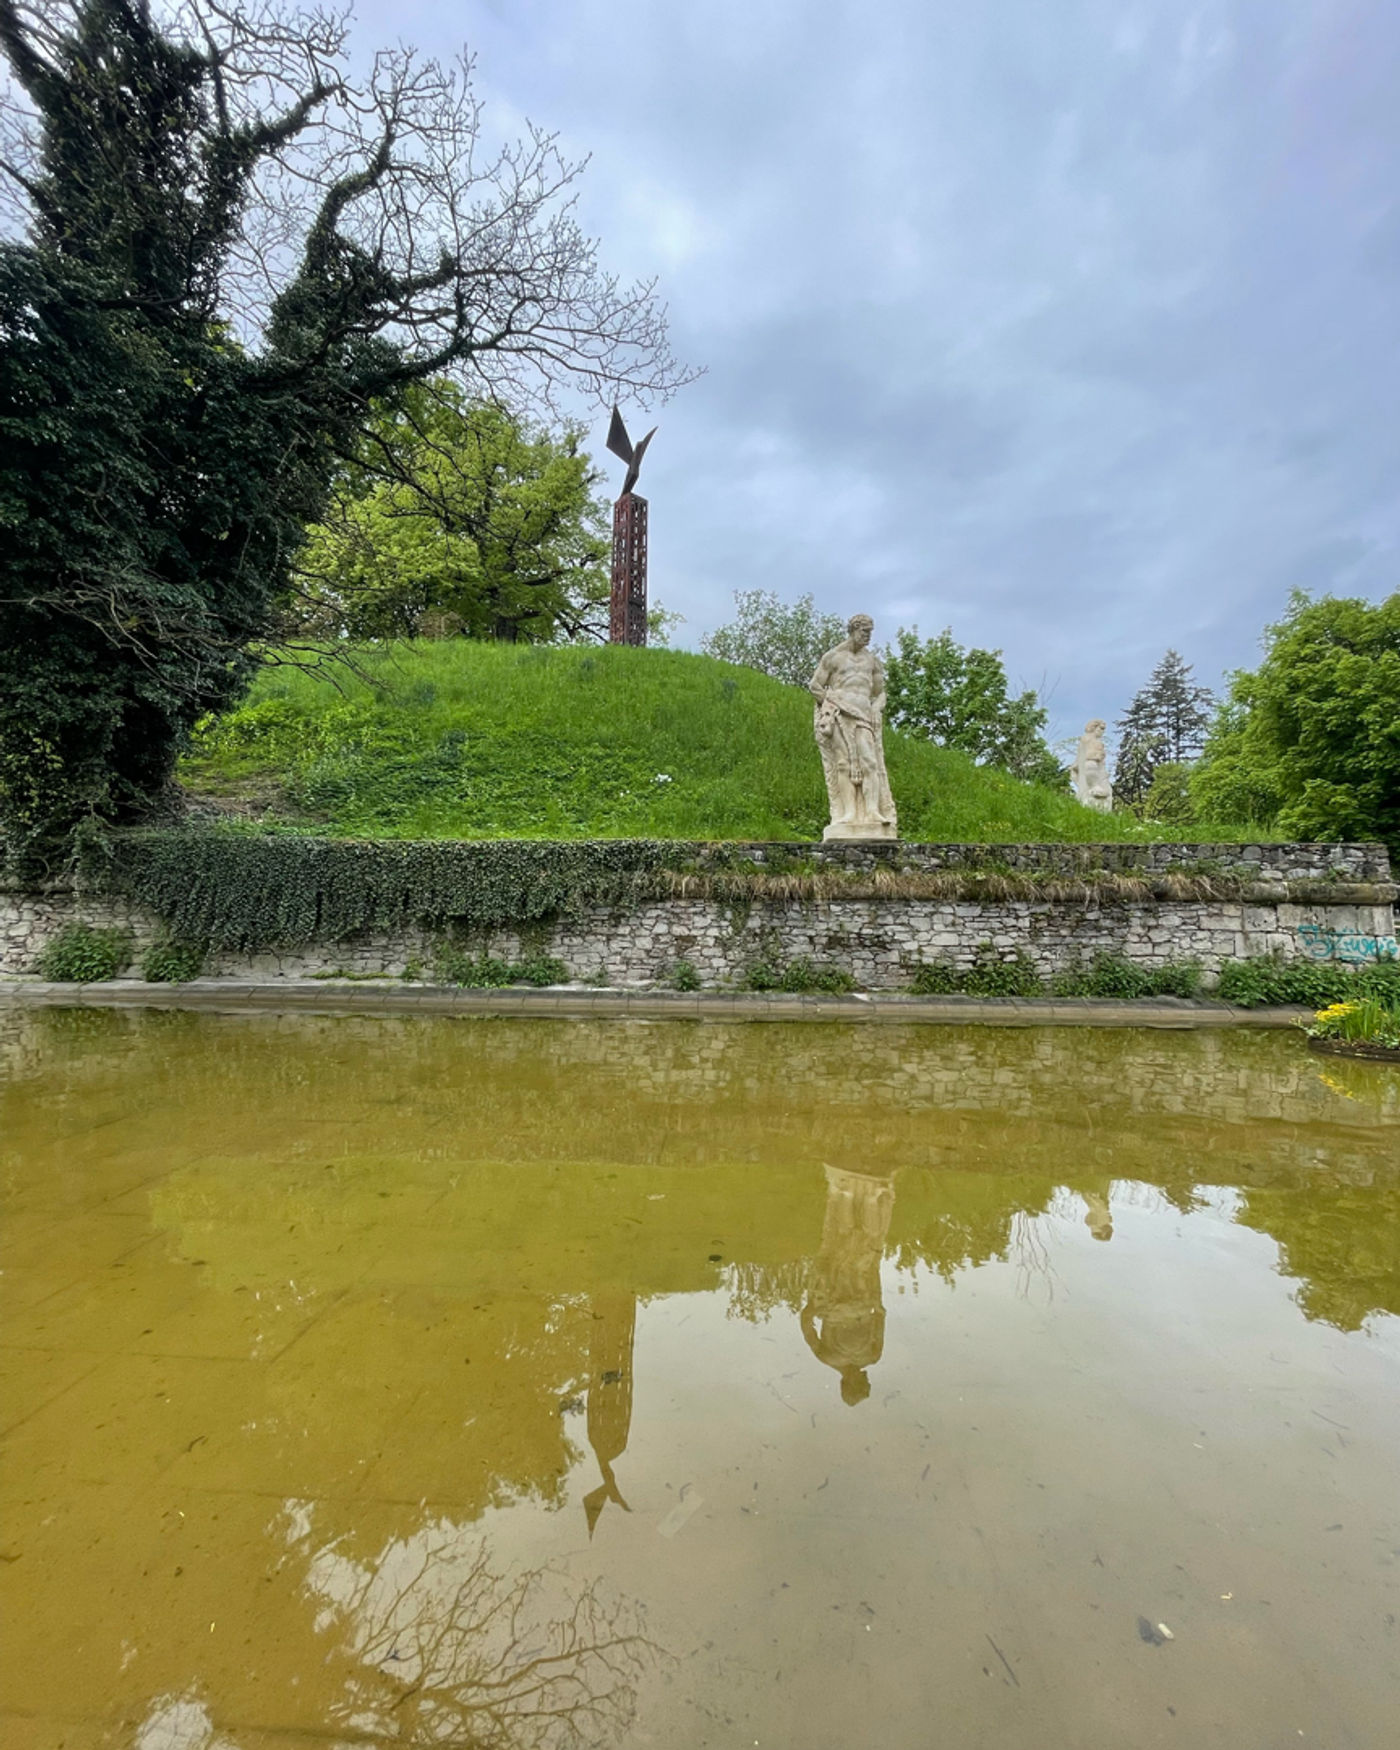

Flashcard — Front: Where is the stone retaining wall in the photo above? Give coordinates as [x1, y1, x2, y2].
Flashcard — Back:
[444, 892, 1399, 989]
[3, 840, 1394, 988]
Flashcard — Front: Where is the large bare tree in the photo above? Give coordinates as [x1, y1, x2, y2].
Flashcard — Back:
[0, 0, 687, 406]
[0, 1, 692, 860]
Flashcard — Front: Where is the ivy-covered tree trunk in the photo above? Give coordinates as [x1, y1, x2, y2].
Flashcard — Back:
[0, 247, 298, 853]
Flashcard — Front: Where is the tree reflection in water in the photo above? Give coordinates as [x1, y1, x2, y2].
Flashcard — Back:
[286, 1501, 659, 1749]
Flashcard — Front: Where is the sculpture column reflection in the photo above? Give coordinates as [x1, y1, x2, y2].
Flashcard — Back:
[800, 1165, 897, 1405]
[582, 1291, 636, 1535]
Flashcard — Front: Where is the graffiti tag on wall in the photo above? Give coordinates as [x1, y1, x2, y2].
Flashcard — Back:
[1297, 923, 1399, 963]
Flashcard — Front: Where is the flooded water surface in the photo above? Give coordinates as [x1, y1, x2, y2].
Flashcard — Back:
[3, 1009, 1400, 1749]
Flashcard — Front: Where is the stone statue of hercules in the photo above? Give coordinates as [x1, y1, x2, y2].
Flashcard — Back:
[808, 614, 898, 841]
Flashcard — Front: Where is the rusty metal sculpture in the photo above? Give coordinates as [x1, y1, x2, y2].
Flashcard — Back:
[606, 406, 656, 646]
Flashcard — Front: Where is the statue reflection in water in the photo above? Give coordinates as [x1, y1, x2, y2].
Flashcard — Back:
[800, 1164, 897, 1406]
[1080, 1183, 1114, 1241]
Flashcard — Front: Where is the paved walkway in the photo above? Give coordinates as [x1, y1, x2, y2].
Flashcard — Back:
[0, 977, 1310, 1027]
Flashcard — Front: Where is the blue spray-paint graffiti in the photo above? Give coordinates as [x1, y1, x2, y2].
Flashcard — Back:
[1296, 923, 1399, 964]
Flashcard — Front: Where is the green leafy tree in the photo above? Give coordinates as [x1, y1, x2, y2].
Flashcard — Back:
[883, 627, 1062, 786]
[297, 386, 610, 643]
[701, 590, 846, 687]
[646, 600, 685, 648]
[0, 0, 685, 864]
[1113, 649, 1214, 806]
[1138, 761, 1195, 826]
[1191, 591, 1400, 848]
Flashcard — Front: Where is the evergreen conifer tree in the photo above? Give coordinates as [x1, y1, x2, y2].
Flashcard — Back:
[1113, 649, 1215, 805]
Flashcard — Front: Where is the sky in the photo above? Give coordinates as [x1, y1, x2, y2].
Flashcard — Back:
[353, 0, 1400, 744]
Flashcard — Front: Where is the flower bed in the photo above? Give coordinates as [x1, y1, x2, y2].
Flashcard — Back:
[1302, 998, 1400, 1062]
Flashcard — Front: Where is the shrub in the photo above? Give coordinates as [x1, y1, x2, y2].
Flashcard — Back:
[671, 959, 701, 991]
[1051, 958, 1137, 998]
[37, 922, 130, 982]
[1216, 952, 1400, 1009]
[908, 950, 1203, 1000]
[906, 959, 963, 996]
[1050, 954, 1203, 1000]
[743, 955, 856, 994]
[1148, 960, 1205, 999]
[784, 957, 856, 995]
[513, 953, 569, 987]
[435, 948, 515, 988]
[960, 948, 1043, 998]
[141, 937, 207, 983]
[1139, 762, 1196, 827]
[434, 945, 569, 987]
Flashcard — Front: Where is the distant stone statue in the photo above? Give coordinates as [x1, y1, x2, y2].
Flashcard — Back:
[1069, 719, 1114, 812]
[809, 614, 898, 840]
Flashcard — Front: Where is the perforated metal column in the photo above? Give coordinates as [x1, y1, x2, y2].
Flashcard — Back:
[609, 492, 648, 645]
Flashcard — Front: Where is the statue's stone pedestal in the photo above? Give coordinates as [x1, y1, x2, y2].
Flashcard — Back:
[823, 822, 898, 842]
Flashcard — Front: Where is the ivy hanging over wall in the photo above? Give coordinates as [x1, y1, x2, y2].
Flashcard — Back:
[78, 831, 677, 951]
[48, 826, 1396, 954]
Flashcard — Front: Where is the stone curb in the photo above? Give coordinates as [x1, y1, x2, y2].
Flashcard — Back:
[0, 978, 1312, 1029]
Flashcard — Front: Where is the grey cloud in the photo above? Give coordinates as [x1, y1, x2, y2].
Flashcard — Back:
[358, 0, 1400, 740]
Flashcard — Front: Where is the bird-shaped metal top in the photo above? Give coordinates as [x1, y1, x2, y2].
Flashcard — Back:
[606, 404, 657, 499]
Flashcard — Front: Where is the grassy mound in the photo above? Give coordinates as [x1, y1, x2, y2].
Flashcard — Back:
[183, 641, 1251, 843]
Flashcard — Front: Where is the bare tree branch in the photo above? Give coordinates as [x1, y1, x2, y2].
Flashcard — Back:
[1, 1, 698, 412]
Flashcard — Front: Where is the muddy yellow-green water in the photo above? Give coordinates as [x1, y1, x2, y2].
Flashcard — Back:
[3, 1010, 1399, 1750]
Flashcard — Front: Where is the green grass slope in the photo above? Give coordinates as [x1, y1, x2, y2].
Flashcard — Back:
[183, 641, 1251, 843]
